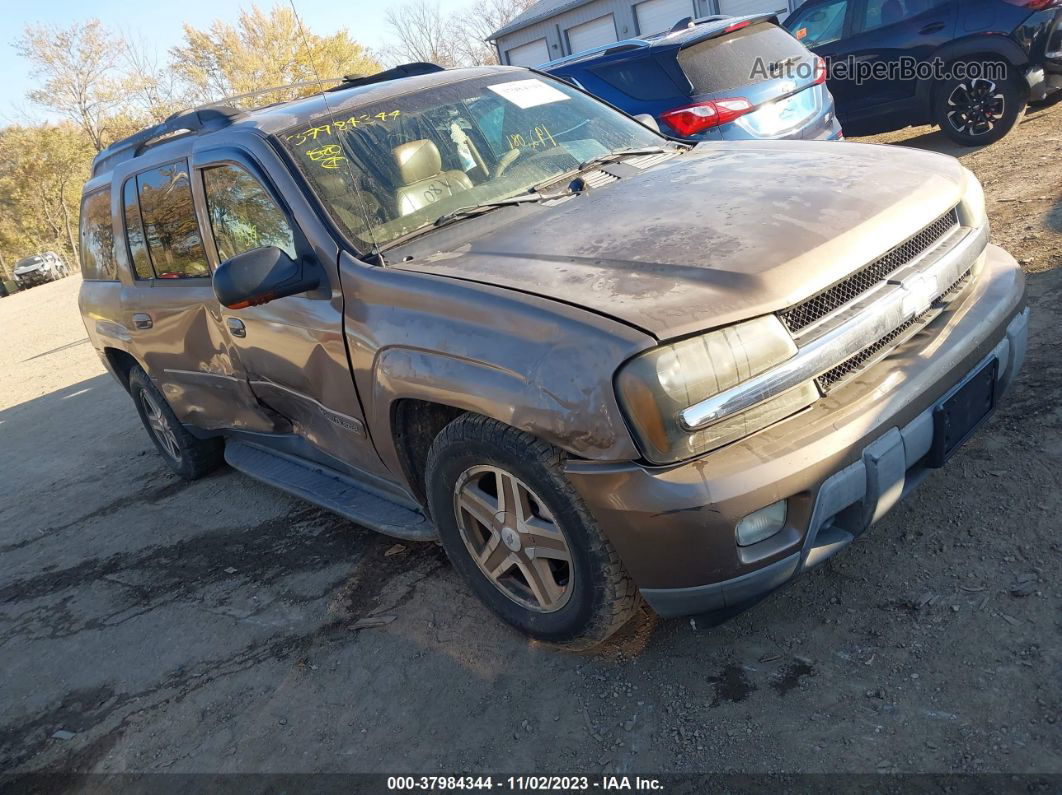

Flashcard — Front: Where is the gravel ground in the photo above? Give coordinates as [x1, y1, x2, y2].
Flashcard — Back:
[1, 101, 1059, 779]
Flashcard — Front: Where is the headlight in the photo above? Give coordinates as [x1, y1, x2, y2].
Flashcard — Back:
[616, 316, 820, 464]
[957, 167, 987, 230]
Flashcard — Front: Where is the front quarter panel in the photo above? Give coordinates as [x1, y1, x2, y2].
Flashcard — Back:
[340, 252, 653, 479]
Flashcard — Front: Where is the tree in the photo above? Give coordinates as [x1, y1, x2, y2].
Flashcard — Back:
[454, 0, 539, 65]
[15, 20, 124, 152]
[386, 1, 465, 68]
[0, 124, 93, 268]
[122, 33, 187, 125]
[169, 4, 382, 107]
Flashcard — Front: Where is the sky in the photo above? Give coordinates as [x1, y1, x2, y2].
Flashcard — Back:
[0, 0, 470, 123]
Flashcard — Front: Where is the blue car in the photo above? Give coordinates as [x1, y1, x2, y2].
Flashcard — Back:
[540, 14, 844, 143]
[783, 0, 1062, 145]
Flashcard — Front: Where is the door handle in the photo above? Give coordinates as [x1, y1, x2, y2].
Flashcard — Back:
[131, 313, 153, 330]
[226, 317, 246, 338]
[919, 22, 946, 34]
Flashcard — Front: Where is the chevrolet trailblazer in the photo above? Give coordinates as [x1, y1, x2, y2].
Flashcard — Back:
[78, 63, 1028, 646]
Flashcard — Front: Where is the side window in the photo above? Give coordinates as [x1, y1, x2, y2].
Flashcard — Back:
[79, 189, 118, 281]
[858, 0, 948, 33]
[123, 178, 155, 279]
[789, 0, 849, 47]
[201, 165, 297, 262]
[589, 60, 681, 101]
[136, 161, 210, 279]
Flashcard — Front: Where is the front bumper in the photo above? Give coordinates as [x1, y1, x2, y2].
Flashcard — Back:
[565, 244, 1027, 617]
[14, 270, 48, 286]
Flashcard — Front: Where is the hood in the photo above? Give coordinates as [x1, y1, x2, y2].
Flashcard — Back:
[14, 261, 43, 274]
[392, 140, 967, 340]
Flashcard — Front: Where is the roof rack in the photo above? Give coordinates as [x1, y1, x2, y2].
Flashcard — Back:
[331, 62, 444, 90]
[91, 106, 242, 176]
[90, 62, 446, 176]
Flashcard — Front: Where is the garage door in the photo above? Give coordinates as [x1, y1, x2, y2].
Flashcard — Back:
[717, 0, 789, 17]
[566, 15, 617, 55]
[506, 38, 550, 67]
[635, 0, 695, 36]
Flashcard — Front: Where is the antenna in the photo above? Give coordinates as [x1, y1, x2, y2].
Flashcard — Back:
[286, 0, 387, 264]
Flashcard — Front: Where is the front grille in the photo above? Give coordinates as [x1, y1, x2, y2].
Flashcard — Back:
[815, 266, 973, 393]
[780, 209, 960, 334]
[817, 319, 919, 392]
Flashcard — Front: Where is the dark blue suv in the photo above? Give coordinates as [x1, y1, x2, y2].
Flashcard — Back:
[784, 0, 1062, 145]
[541, 15, 844, 143]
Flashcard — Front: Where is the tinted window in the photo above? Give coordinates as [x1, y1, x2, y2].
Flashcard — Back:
[79, 189, 118, 281]
[677, 23, 811, 94]
[202, 165, 297, 262]
[589, 59, 682, 100]
[786, 0, 848, 47]
[136, 162, 209, 279]
[859, 0, 948, 33]
[123, 178, 154, 279]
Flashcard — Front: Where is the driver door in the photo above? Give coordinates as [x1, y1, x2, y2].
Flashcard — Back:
[192, 146, 386, 477]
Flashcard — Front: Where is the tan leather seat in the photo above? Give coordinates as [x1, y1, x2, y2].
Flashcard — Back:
[392, 139, 472, 217]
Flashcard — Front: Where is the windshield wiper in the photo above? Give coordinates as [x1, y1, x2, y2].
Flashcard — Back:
[577, 145, 671, 171]
[433, 190, 562, 228]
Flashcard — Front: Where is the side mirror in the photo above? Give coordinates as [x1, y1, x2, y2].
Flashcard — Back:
[634, 113, 661, 133]
[212, 246, 320, 309]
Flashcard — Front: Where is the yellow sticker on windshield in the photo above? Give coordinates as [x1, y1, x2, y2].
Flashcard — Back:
[506, 125, 556, 151]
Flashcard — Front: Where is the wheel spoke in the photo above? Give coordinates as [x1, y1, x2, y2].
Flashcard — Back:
[480, 532, 513, 577]
[516, 556, 565, 610]
[495, 471, 528, 523]
[458, 483, 499, 530]
[521, 516, 571, 562]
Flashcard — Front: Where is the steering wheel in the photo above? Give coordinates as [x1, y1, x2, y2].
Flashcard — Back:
[493, 147, 526, 178]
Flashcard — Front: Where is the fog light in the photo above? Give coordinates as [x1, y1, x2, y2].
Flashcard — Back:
[736, 500, 787, 547]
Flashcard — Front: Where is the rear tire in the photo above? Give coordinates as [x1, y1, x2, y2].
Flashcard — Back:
[129, 366, 224, 480]
[424, 414, 639, 648]
[934, 61, 1026, 147]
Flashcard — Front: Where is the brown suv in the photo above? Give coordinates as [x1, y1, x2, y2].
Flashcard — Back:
[78, 64, 1028, 647]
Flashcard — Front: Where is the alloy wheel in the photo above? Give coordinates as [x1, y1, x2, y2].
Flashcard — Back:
[946, 79, 1006, 137]
[141, 389, 181, 462]
[453, 465, 574, 613]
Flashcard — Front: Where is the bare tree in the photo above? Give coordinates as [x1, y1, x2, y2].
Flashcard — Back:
[454, 0, 539, 65]
[122, 32, 187, 124]
[15, 20, 124, 152]
[385, 0, 465, 67]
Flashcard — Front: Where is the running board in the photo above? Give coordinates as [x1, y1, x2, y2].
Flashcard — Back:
[224, 441, 437, 541]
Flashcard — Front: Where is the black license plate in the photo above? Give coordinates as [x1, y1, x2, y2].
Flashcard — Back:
[928, 358, 998, 467]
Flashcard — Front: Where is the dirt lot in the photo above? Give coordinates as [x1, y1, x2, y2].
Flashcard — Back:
[1, 101, 1060, 780]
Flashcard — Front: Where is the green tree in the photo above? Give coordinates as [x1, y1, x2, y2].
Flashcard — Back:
[169, 4, 382, 106]
[0, 124, 93, 269]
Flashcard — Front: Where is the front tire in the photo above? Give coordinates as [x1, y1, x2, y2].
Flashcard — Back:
[424, 414, 639, 648]
[129, 366, 224, 480]
[934, 62, 1026, 147]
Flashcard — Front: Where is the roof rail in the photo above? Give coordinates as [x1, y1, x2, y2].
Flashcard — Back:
[542, 39, 652, 68]
[90, 63, 445, 176]
[91, 106, 242, 177]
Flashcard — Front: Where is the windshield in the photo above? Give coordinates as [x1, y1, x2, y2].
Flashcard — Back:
[16, 256, 43, 268]
[281, 73, 663, 248]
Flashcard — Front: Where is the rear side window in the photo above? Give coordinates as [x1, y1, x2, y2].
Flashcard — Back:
[677, 23, 810, 95]
[79, 189, 118, 281]
[123, 178, 154, 280]
[589, 58, 682, 100]
[202, 165, 297, 262]
[135, 161, 210, 279]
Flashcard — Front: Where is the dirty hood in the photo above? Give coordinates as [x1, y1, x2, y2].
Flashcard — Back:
[14, 261, 44, 275]
[392, 140, 967, 340]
